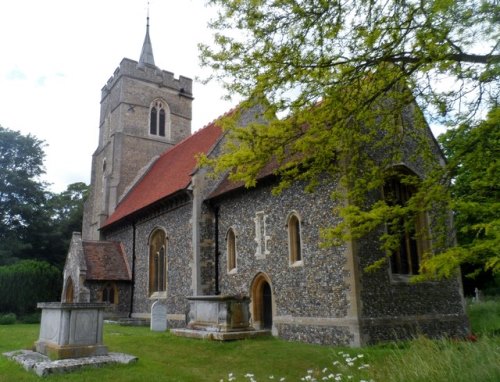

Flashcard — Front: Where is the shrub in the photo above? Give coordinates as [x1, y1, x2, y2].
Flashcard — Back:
[0, 312, 16, 325]
[0, 260, 61, 316]
[18, 312, 41, 324]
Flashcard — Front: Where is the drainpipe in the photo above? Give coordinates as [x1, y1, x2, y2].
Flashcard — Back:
[214, 205, 220, 295]
[129, 222, 136, 318]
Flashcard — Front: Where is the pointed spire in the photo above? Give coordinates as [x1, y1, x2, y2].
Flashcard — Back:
[138, 6, 155, 68]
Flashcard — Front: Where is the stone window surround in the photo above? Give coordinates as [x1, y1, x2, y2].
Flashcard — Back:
[101, 282, 118, 304]
[383, 166, 432, 281]
[226, 227, 238, 274]
[148, 227, 168, 296]
[287, 211, 304, 267]
[148, 98, 171, 139]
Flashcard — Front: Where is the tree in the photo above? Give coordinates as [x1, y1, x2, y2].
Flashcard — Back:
[418, 107, 500, 285]
[0, 125, 48, 265]
[43, 182, 89, 267]
[0, 125, 88, 268]
[201, 0, 498, 124]
[199, 0, 499, 279]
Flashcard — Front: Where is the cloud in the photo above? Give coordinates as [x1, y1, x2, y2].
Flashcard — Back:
[6, 68, 26, 80]
[36, 76, 47, 87]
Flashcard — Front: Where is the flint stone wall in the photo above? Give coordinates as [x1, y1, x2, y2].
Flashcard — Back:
[85, 281, 132, 318]
[212, 178, 352, 343]
[104, 202, 193, 327]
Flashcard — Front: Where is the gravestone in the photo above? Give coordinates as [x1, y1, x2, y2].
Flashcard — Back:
[150, 300, 167, 332]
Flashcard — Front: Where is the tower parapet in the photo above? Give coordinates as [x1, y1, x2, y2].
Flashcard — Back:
[101, 58, 193, 102]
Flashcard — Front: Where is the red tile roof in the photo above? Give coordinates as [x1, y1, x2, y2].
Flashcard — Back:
[103, 121, 223, 228]
[82, 241, 131, 281]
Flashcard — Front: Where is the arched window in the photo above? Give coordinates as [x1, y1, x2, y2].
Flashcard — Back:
[149, 99, 171, 138]
[383, 170, 430, 275]
[101, 283, 117, 304]
[226, 228, 237, 273]
[149, 229, 167, 295]
[64, 277, 74, 303]
[287, 212, 303, 265]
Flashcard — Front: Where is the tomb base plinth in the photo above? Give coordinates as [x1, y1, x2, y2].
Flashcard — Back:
[186, 295, 251, 332]
[35, 302, 108, 360]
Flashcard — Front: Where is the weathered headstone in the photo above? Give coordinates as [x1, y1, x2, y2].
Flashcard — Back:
[150, 300, 167, 332]
[474, 287, 483, 303]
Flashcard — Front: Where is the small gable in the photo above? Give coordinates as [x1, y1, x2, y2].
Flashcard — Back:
[82, 241, 131, 281]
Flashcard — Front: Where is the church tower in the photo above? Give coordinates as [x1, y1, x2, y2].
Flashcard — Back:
[82, 16, 193, 240]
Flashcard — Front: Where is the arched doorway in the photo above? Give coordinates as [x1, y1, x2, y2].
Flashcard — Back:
[262, 282, 272, 329]
[64, 277, 74, 303]
[251, 273, 273, 330]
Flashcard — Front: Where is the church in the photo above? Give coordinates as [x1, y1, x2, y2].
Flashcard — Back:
[61, 19, 469, 346]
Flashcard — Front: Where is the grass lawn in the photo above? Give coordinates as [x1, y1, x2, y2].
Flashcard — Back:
[1, 300, 499, 382]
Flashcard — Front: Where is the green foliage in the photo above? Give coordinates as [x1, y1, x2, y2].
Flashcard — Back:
[18, 312, 41, 324]
[0, 125, 48, 265]
[418, 107, 500, 280]
[201, 0, 499, 125]
[42, 182, 89, 267]
[200, 0, 499, 280]
[0, 124, 88, 269]
[370, 336, 500, 382]
[0, 313, 16, 325]
[0, 260, 61, 316]
[1, 322, 499, 381]
[467, 298, 500, 336]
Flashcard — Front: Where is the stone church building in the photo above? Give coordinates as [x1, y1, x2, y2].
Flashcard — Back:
[62, 20, 469, 346]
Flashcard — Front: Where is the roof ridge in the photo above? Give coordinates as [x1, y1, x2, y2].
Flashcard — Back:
[200, 106, 238, 130]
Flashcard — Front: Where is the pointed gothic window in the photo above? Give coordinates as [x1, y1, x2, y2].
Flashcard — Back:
[226, 228, 237, 273]
[159, 109, 166, 137]
[149, 229, 167, 295]
[383, 170, 431, 276]
[150, 107, 157, 135]
[287, 212, 303, 265]
[149, 100, 170, 138]
[101, 283, 117, 304]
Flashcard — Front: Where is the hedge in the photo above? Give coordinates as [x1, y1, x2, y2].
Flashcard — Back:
[0, 260, 61, 316]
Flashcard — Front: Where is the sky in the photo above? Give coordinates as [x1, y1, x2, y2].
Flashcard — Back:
[0, 0, 234, 192]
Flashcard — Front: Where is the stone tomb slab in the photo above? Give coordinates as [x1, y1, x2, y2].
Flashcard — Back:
[3, 350, 138, 377]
